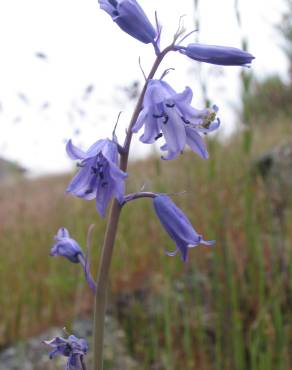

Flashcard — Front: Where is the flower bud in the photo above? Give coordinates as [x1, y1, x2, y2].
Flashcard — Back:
[153, 195, 215, 261]
[50, 227, 83, 263]
[98, 0, 157, 44]
[177, 43, 255, 66]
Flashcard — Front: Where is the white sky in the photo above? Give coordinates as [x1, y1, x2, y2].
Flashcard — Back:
[0, 0, 288, 175]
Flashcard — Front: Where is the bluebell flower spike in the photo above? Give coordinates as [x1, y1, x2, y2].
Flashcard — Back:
[153, 195, 215, 262]
[50, 228, 97, 293]
[98, 0, 158, 47]
[132, 79, 220, 160]
[44, 334, 88, 370]
[176, 43, 255, 66]
[66, 138, 127, 217]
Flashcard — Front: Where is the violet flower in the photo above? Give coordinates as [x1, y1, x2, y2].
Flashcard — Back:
[98, 0, 157, 45]
[66, 138, 127, 217]
[153, 195, 215, 261]
[51, 227, 96, 293]
[132, 79, 220, 160]
[44, 334, 88, 370]
[51, 227, 83, 263]
[176, 43, 255, 66]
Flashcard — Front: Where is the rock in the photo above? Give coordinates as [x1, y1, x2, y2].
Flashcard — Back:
[254, 141, 292, 272]
[254, 141, 292, 207]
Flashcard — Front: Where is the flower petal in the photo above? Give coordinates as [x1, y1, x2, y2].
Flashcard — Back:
[66, 160, 98, 200]
[108, 159, 127, 203]
[164, 247, 178, 257]
[140, 115, 161, 143]
[160, 105, 186, 159]
[98, 0, 115, 14]
[86, 139, 108, 158]
[95, 178, 114, 217]
[99, 139, 119, 163]
[186, 128, 209, 159]
[200, 238, 216, 246]
[132, 108, 148, 133]
[56, 227, 70, 239]
[174, 86, 193, 105]
[66, 140, 86, 160]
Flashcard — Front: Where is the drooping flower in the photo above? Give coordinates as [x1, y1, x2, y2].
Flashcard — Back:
[44, 334, 88, 370]
[50, 227, 96, 293]
[51, 227, 83, 263]
[153, 195, 215, 261]
[132, 79, 220, 160]
[66, 138, 127, 217]
[98, 0, 157, 45]
[176, 43, 255, 66]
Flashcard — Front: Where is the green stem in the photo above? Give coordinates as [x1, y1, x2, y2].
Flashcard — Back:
[92, 45, 173, 370]
[81, 356, 87, 370]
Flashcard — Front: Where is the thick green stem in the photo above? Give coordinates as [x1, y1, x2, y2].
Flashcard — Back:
[92, 45, 173, 370]
[81, 356, 87, 370]
[92, 200, 121, 370]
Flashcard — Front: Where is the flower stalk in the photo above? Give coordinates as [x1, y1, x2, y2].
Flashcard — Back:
[92, 45, 173, 370]
[81, 358, 87, 370]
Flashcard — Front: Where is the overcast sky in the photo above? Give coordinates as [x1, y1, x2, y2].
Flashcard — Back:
[0, 0, 288, 174]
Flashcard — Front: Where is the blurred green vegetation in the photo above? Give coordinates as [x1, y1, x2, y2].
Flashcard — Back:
[278, 0, 292, 79]
[242, 75, 292, 124]
[0, 117, 291, 369]
[241, 0, 292, 127]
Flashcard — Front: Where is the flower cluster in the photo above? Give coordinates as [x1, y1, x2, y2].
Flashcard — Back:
[51, 227, 83, 263]
[132, 79, 220, 160]
[153, 195, 215, 261]
[51, 227, 96, 293]
[44, 334, 88, 370]
[66, 138, 127, 217]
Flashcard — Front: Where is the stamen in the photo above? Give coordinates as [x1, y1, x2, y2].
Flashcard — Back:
[91, 166, 98, 174]
[108, 0, 118, 8]
[63, 344, 72, 356]
[153, 113, 164, 118]
[155, 133, 163, 140]
[166, 103, 175, 108]
[163, 116, 169, 124]
[181, 116, 190, 124]
[85, 189, 93, 195]
[159, 68, 175, 80]
[202, 110, 217, 128]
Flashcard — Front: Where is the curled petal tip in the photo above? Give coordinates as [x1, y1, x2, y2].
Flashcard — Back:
[164, 247, 178, 257]
[66, 139, 86, 160]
